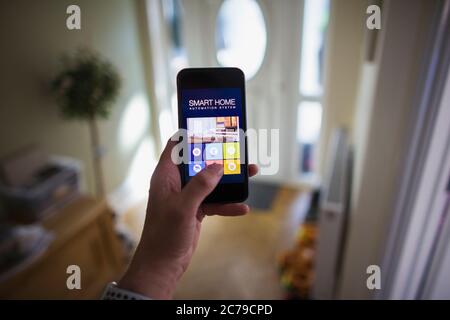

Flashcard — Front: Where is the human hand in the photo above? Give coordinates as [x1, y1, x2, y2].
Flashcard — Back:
[118, 139, 258, 299]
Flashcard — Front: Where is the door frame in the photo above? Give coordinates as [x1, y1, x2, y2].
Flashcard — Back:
[377, 0, 450, 300]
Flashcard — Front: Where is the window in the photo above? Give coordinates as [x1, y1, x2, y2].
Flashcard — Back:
[216, 0, 267, 79]
[299, 0, 329, 97]
[297, 0, 329, 176]
[297, 101, 323, 174]
[158, 0, 188, 144]
[162, 0, 188, 77]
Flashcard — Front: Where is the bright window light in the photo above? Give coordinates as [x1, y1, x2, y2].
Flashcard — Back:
[216, 0, 267, 79]
[297, 101, 322, 144]
[300, 0, 329, 96]
[119, 93, 150, 152]
[159, 109, 176, 144]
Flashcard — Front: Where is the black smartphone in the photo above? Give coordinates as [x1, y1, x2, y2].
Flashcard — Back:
[177, 67, 248, 203]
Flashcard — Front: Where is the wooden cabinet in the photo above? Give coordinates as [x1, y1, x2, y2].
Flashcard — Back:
[0, 196, 126, 299]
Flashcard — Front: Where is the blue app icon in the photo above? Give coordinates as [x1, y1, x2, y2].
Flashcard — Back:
[189, 162, 205, 176]
[205, 143, 223, 160]
[189, 144, 204, 161]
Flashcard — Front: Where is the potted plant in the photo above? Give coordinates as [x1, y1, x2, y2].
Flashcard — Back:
[51, 48, 121, 197]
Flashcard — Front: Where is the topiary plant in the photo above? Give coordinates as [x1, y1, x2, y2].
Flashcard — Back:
[52, 48, 121, 197]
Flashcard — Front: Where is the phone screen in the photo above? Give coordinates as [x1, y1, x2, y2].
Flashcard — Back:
[177, 68, 248, 203]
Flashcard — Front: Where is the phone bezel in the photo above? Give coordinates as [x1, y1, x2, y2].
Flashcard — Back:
[177, 67, 249, 203]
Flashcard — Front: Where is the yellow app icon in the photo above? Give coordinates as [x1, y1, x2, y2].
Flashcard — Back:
[223, 142, 240, 159]
[224, 159, 240, 175]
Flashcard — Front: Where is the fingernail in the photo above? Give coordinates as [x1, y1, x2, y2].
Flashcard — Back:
[208, 163, 224, 176]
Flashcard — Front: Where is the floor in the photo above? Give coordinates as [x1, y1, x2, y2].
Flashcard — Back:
[121, 185, 309, 299]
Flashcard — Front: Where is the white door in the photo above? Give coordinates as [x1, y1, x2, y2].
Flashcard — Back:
[149, 0, 329, 184]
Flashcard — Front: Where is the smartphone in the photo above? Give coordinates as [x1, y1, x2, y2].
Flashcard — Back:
[177, 67, 248, 203]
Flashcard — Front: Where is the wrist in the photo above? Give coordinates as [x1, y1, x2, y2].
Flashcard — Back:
[118, 251, 182, 299]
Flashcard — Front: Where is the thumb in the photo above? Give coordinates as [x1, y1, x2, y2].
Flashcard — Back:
[180, 164, 224, 210]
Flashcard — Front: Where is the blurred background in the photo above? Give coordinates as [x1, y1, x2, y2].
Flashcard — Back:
[0, 0, 449, 299]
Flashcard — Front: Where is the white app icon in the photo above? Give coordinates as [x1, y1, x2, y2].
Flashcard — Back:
[227, 146, 235, 155]
[227, 162, 236, 171]
[209, 147, 218, 156]
[193, 164, 202, 173]
[192, 147, 201, 157]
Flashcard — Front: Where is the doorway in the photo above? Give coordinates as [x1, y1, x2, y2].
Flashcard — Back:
[146, 0, 330, 185]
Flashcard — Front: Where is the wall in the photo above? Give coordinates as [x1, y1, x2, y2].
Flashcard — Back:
[318, 0, 366, 177]
[337, 0, 437, 299]
[0, 0, 154, 195]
